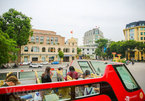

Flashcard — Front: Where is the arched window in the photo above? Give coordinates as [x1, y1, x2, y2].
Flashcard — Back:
[24, 46, 28, 52]
[51, 48, 54, 52]
[66, 48, 70, 53]
[63, 48, 66, 52]
[42, 47, 46, 52]
[31, 46, 39, 52]
[58, 48, 61, 52]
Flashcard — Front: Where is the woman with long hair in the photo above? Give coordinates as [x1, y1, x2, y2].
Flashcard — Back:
[41, 67, 53, 83]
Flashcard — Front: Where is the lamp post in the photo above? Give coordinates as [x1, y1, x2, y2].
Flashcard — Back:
[117, 54, 122, 60]
[112, 52, 116, 60]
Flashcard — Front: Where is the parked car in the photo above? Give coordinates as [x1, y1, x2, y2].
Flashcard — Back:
[22, 62, 31, 65]
[51, 61, 59, 65]
[40, 62, 49, 65]
[29, 63, 43, 68]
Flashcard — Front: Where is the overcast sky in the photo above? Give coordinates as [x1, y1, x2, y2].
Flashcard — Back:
[0, 0, 145, 45]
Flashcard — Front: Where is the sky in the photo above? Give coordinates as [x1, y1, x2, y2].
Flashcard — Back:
[0, 0, 145, 46]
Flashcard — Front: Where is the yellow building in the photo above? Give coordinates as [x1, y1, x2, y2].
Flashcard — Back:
[123, 21, 145, 61]
[21, 29, 78, 63]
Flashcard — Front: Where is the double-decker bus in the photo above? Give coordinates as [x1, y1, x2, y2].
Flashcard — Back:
[0, 60, 144, 101]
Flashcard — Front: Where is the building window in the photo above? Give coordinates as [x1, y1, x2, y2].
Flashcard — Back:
[144, 37, 145, 40]
[24, 56, 28, 62]
[31, 36, 35, 42]
[140, 28, 143, 31]
[47, 37, 50, 44]
[87, 49, 89, 51]
[48, 47, 55, 52]
[51, 37, 54, 45]
[40, 36, 44, 43]
[63, 48, 66, 52]
[144, 27, 145, 30]
[24, 46, 28, 52]
[66, 48, 70, 53]
[36, 36, 39, 43]
[72, 43, 74, 46]
[141, 37, 143, 40]
[92, 49, 94, 51]
[42, 47, 46, 52]
[32, 57, 38, 61]
[141, 32, 143, 35]
[42, 57, 46, 62]
[55, 37, 58, 44]
[144, 32, 145, 35]
[72, 48, 75, 53]
[31, 47, 39, 52]
[58, 48, 61, 52]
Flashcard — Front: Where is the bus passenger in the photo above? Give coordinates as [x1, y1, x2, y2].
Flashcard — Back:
[83, 70, 91, 79]
[0, 76, 21, 101]
[65, 66, 78, 80]
[5, 72, 17, 82]
[41, 67, 53, 83]
[2, 76, 20, 87]
[57, 67, 64, 81]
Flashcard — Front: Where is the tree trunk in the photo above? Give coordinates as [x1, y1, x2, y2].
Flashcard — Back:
[17, 46, 21, 64]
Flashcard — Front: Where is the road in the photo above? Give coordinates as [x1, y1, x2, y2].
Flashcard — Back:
[127, 62, 145, 93]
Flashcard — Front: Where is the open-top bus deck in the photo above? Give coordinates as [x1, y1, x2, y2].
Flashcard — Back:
[0, 59, 145, 101]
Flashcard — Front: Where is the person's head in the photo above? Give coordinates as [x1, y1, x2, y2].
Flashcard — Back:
[5, 72, 17, 81]
[69, 66, 75, 72]
[6, 76, 20, 86]
[45, 66, 51, 74]
[58, 67, 63, 71]
[83, 70, 90, 78]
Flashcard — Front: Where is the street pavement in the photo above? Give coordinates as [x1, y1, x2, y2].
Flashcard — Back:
[126, 62, 145, 93]
[0, 62, 69, 73]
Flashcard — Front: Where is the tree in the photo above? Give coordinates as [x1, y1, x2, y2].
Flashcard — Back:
[58, 51, 64, 62]
[95, 38, 109, 59]
[77, 48, 81, 55]
[0, 8, 33, 62]
[0, 30, 18, 66]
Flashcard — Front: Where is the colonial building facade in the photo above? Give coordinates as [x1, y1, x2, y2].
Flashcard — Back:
[21, 29, 77, 62]
[123, 21, 145, 61]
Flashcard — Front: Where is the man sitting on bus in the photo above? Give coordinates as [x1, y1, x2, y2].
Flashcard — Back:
[2, 76, 20, 87]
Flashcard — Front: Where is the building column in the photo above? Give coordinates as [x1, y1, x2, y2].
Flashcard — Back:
[69, 56, 72, 62]
[135, 50, 138, 61]
[128, 52, 130, 60]
[139, 51, 142, 60]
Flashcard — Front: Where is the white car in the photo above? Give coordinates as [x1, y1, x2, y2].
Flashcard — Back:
[40, 62, 49, 65]
[22, 62, 31, 65]
[29, 63, 43, 68]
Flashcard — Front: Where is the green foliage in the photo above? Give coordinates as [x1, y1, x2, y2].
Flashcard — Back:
[77, 47, 81, 54]
[58, 51, 64, 58]
[1, 8, 33, 47]
[108, 40, 145, 58]
[95, 38, 110, 59]
[0, 30, 18, 66]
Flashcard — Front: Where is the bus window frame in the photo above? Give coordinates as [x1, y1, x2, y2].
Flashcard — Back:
[113, 64, 140, 92]
[78, 61, 95, 74]
[89, 61, 107, 76]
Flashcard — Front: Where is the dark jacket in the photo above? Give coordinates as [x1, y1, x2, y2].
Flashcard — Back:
[41, 74, 52, 83]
